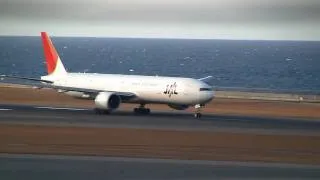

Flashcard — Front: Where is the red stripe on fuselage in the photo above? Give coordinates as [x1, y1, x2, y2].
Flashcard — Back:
[41, 32, 58, 74]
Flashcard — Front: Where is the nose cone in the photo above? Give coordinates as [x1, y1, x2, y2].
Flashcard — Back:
[197, 81, 215, 104]
[199, 89, 215, 104]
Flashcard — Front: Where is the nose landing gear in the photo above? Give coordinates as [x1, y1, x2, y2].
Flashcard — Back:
[194, 104, 204, 118]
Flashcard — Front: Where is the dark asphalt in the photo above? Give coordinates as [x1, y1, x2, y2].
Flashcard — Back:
[1, 103, 320, 134]
[1, 104, 320, 179]
[0, 104, 319, 135]
[1, 154, 320, 180]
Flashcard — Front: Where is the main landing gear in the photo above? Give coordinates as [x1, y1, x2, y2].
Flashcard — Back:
[194, 104, 204, 119]
[134, 104, 151, 115]
[94, 108, 110, 115]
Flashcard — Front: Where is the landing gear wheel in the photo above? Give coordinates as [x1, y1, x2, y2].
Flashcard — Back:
[134, 107, 151, 115]
[133, 104, 150, 115]
[94, 108, 110, 115]
[94, 108, 101, 114]
[194, 104, 204, 119]
[194, 113, 202, 118]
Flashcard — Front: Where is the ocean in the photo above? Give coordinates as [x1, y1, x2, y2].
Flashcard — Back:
[0, 36, 319, 93]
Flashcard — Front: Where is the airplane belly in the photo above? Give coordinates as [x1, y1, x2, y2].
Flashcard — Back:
[131, 81, 197, 105]
[135, 90, 193, 105]
[134, 91, 165, 103]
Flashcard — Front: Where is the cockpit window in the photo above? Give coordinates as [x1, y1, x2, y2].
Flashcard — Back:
[199, 88, 212, 91]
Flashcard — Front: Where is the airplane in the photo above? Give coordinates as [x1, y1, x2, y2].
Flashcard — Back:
[1, 32, 214, 118]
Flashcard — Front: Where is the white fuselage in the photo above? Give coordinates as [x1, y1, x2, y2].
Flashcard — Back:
[42, 73, 214, 105]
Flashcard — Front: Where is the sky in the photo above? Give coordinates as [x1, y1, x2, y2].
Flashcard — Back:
[1, 0, 320, 40]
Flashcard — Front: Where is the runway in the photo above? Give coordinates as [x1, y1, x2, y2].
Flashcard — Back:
[1, 154, 320, 180]
[0, 104, 319, 135]
[1, 103, 320, 179]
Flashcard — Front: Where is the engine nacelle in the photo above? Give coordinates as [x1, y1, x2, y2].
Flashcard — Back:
[168, 104, 189, 110]
[94, 92, 121, 110]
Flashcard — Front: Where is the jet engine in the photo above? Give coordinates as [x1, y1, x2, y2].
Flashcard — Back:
[94, 92, 121, 110]
[168, 104, 189, 110]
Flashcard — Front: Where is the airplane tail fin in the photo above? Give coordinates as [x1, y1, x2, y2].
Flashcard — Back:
[41, 32, 67, 76]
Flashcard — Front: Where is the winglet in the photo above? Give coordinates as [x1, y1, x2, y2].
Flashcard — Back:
[198, 76, 213, 82]
[41, 32, 67, 76]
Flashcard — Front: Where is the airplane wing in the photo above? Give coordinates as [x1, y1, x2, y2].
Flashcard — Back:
[198, 76, 213, 82]
[42, 84, 136, 100]
[0, 75, 136, 99]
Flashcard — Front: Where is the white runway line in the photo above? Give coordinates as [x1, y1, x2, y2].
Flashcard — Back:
[0, 108, 12, 111]
[35, 106, 88, 111]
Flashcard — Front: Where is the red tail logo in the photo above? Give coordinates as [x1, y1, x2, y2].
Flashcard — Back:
[41, 32, 58, 74]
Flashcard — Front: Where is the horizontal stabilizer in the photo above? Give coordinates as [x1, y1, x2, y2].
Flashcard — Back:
[0, 75, 53, 84]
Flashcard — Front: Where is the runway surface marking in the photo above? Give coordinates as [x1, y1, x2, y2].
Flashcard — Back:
[35, 106, 88, 111]
[0, 108, 12, 111]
